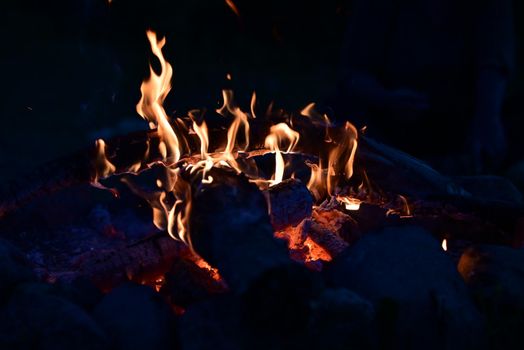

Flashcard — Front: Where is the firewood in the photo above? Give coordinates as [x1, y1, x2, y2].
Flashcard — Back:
[75, 233, 187, 291]
[160, 257, 228, 307]
[266, 178, 313, 231]
[308, 221, 349, 257]
[189, 168, 290, 293]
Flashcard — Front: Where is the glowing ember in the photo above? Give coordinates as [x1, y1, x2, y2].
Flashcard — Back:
[304, 237, 332, 262]
[194, 258, 222, 282]
[93, 139, 116, 183]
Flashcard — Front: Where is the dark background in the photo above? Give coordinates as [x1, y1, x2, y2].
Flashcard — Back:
[1, 0, 523, 181]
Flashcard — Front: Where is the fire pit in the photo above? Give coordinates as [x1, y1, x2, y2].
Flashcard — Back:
[1, 30, 524, 350]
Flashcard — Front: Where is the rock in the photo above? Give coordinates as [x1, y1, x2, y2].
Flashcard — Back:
[53, 277, 104, 311]
[0, 239, 35, 302]
[177, 295, 244, 350]
[506, 160, 524, 197]
[325, 225, 484, 350]
[93, 283, 177, 350]
[241, 264, 324, 350]
[0, 282, 108, 349]
[308, 288, 376, 349]
[453, 175, 524, 207]
[458, 245, 524, 349]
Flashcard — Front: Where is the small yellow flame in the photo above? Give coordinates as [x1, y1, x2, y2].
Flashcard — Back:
[306, 160, 326, 201]
[193, 120, 209, 160]
[300, 102, 332, 141]
[300, 102, 317, 118]
[327, 121, 358, 195]
[93, 139, 116, 182]
[337, 196, 361, 211]
[398, 194, 412, 217]
[264, 123, 300, 186]
[442, 239, 447, 251]
[216, 89, 250, 172]
[250, 91, 257, 118]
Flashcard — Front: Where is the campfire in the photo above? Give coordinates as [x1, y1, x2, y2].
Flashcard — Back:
[1, 30, 523, 349]
[92, 30, 363, 269]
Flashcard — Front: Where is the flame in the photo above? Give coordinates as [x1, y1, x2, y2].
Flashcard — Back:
[154, 276, 164, 292]
[215, 89, 250, 173]
[442, 239, 447, 251]
[136, 31, 181, 164]
[264, 123, 300, 186]
[130, 31, 196, 246]
[92, 31, 378, 271]
[224, 0, 240, 17]
[194, 257, 222, 282]
[327, 121, 358, 195]
[300, 102, 316, 118]
[306, 160, 326, 201]
[193, 121, 209, 159]
[300, 102, 332, 141]
[93, 139, 116, 183]
[398, 194, 412, 217]
[337, 196, 361, 211]
[250, 91, 257, 118]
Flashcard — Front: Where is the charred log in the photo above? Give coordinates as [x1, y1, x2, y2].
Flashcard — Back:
[189, 168, 290, 293]
[76, 233, 186, 291]
[266, 178, 313, 231]
[160, 257, 227, 307]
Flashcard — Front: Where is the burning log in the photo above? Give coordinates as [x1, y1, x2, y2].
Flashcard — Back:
[75, 233, 186, 290]
[189, 168, 290, 293]
[160, 257, 227, 307]
[308, 220, 349, 257]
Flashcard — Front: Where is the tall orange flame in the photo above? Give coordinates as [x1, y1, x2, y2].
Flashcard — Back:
[136, 31, 181, 164]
